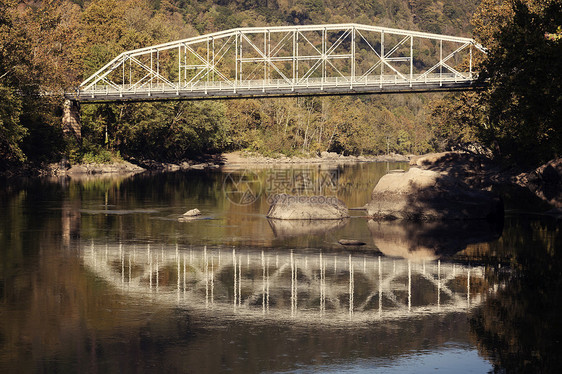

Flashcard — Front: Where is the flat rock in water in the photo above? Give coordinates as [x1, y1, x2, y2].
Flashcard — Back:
[267, 194, 349, 220]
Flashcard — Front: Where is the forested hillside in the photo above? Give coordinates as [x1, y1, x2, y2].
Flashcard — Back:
[0, 0, 490, 169]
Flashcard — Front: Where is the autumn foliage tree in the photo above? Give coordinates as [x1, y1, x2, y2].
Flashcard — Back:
[0, 0, 84, 169]
[0, 0, 34, 165]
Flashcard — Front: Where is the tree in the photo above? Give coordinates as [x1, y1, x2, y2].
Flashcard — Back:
[1, 0, 493, 168]
[433, 0, 562, 166]
[429, 92, 483, 152]
[479, 0, 561, 165]
[0, 86, 26, 163]
[0, 0, 36, 165]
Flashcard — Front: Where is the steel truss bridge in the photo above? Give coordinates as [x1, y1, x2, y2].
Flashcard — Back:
[82, 242, 492, 324]
[74, 23, 485, 102]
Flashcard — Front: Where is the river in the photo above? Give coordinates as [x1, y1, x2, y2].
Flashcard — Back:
[0, 162, 560, 373]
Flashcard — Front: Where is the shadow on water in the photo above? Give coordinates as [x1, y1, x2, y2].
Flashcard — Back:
[0, 164, 560, 373]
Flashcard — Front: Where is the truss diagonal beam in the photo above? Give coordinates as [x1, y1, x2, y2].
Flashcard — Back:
[416, 42, 471, 81]
[184, 44, 232, 84]
[129, 56, 176, 88]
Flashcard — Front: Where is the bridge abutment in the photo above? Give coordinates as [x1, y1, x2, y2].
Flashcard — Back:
[62, 99, 81, 142]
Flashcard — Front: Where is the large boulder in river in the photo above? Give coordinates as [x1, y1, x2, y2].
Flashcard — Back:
[365, 167, 503, 221]
[267, 194, 349, 220]
[409, 151, 502, 189]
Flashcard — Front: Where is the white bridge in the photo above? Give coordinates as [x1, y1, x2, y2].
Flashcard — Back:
[73, 23, 486, 102]
[82, 242, 492, 324]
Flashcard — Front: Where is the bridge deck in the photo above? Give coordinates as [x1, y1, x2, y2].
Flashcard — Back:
[73, 74, 481, 102]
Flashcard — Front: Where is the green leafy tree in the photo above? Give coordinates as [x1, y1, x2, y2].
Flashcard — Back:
[477, 0, 561, 165]
[0, 0, 39, 166]
[429, 92, 483, 152]
[433, 0, 561, 166]
[0, 86, 26, 163]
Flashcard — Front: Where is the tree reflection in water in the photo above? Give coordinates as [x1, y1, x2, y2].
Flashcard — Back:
[470, 217, 562, 372]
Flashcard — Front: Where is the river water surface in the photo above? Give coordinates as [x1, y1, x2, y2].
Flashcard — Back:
[1, 162, 560, 373]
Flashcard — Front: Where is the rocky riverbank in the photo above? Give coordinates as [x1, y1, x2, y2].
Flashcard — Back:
[221, 151, 411, 167]
[45, 160, 145, 176]
[410, 152, 562, 211]
[3, 151, 412, 178]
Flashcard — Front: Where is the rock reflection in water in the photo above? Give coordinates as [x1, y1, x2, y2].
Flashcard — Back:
[82, 242, 491, 323]
[368, 220, 503, 260]
[267, 218, 349, 238]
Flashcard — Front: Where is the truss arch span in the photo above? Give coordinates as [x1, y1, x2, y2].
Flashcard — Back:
[73, 23, 486, 102]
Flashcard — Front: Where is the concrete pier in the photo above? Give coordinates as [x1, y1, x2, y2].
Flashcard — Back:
[62, 99, 81, 141]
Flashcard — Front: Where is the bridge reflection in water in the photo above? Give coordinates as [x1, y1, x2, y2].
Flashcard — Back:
[82, 243, 490, 323]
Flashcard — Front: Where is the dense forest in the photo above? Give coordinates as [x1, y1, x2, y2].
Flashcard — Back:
[0, 0, 560, 170]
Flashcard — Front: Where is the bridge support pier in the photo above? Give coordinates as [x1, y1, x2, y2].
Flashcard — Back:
[62, 99, 81, 142]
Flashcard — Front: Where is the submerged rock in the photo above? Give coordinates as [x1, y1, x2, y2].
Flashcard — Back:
[365, 167, 503, 221]
[266, 194, 349, 220]
[179, 209, 202, 222]
[183, 208, 201, 217]
[338, 239, 366, 246]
